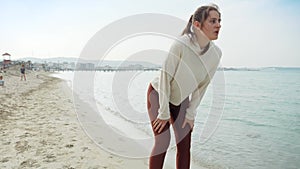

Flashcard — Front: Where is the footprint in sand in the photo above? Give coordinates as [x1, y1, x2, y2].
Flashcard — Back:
[65, 144, 74, 148]
[2, 141, 10, 145]
[20, 159, 40, 168]
[81, 147, 89, 152]
[15, 140, 30, 153]
[43, 154, 56, 162]
[0, 157, 10, 163]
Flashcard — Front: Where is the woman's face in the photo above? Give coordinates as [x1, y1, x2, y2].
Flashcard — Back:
[200, 10, 221, 40]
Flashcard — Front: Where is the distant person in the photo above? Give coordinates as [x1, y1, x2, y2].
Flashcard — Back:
[0, 75, 4, 86]
[0, 68, 4, 86]
[20, 64, 26, 81]
[146, 4, 222, 169]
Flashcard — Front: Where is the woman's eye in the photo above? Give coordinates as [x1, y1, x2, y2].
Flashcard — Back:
[210, 19, 221, 24]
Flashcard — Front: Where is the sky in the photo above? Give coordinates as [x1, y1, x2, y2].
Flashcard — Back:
[0, 0, 300, 67]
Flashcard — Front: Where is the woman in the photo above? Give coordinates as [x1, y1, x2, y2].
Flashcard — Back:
[147, 4, 222, 169]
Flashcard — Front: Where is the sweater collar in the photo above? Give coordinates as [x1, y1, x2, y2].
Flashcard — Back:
[184, 34, 213, 56]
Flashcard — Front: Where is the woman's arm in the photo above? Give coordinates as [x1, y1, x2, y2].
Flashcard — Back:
[157, 40, 182, 120]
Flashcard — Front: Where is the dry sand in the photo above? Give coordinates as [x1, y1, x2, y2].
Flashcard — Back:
[0, 68, 148, 169]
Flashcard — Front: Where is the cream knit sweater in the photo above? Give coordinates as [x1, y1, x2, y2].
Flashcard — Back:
[151, 34, 222, 120]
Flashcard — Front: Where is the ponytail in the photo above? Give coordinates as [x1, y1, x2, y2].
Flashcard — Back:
[181, 15, 193, 35]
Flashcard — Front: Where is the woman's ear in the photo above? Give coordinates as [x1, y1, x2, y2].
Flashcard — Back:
[193, 21, 201, 28]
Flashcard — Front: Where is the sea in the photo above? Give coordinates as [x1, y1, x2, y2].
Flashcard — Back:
[52, 67, 300, 169]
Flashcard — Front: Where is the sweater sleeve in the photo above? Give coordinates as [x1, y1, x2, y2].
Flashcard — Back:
[185, 77, 210, 120]
[157, 41, 182, 120]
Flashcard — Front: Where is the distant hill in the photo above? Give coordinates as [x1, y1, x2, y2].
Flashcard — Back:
[219, 67, 300, 71]
[18, 57, 160, 68]
[19, 57, 80, 63]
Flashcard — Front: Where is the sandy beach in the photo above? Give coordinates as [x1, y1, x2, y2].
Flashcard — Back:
[0, 68, 149, 169]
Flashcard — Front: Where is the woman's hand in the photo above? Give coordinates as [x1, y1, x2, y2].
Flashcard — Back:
[182, 118, 194, 130]
[193, 25, 210, 49]
[153, 118, 170, 134]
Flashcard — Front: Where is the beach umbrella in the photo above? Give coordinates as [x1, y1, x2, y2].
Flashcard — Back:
[2, 53, 11, 56]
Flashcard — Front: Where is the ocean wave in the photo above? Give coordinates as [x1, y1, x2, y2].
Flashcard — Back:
[223, 118, 276, 128]
[96, 101, 152, 136]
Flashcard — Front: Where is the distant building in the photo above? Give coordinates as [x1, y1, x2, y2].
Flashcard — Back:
[69, 62, 75, 69]
[2, 53, 11, 69]
[86, 63, 95, 70]
[75, 63, 94, 70]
